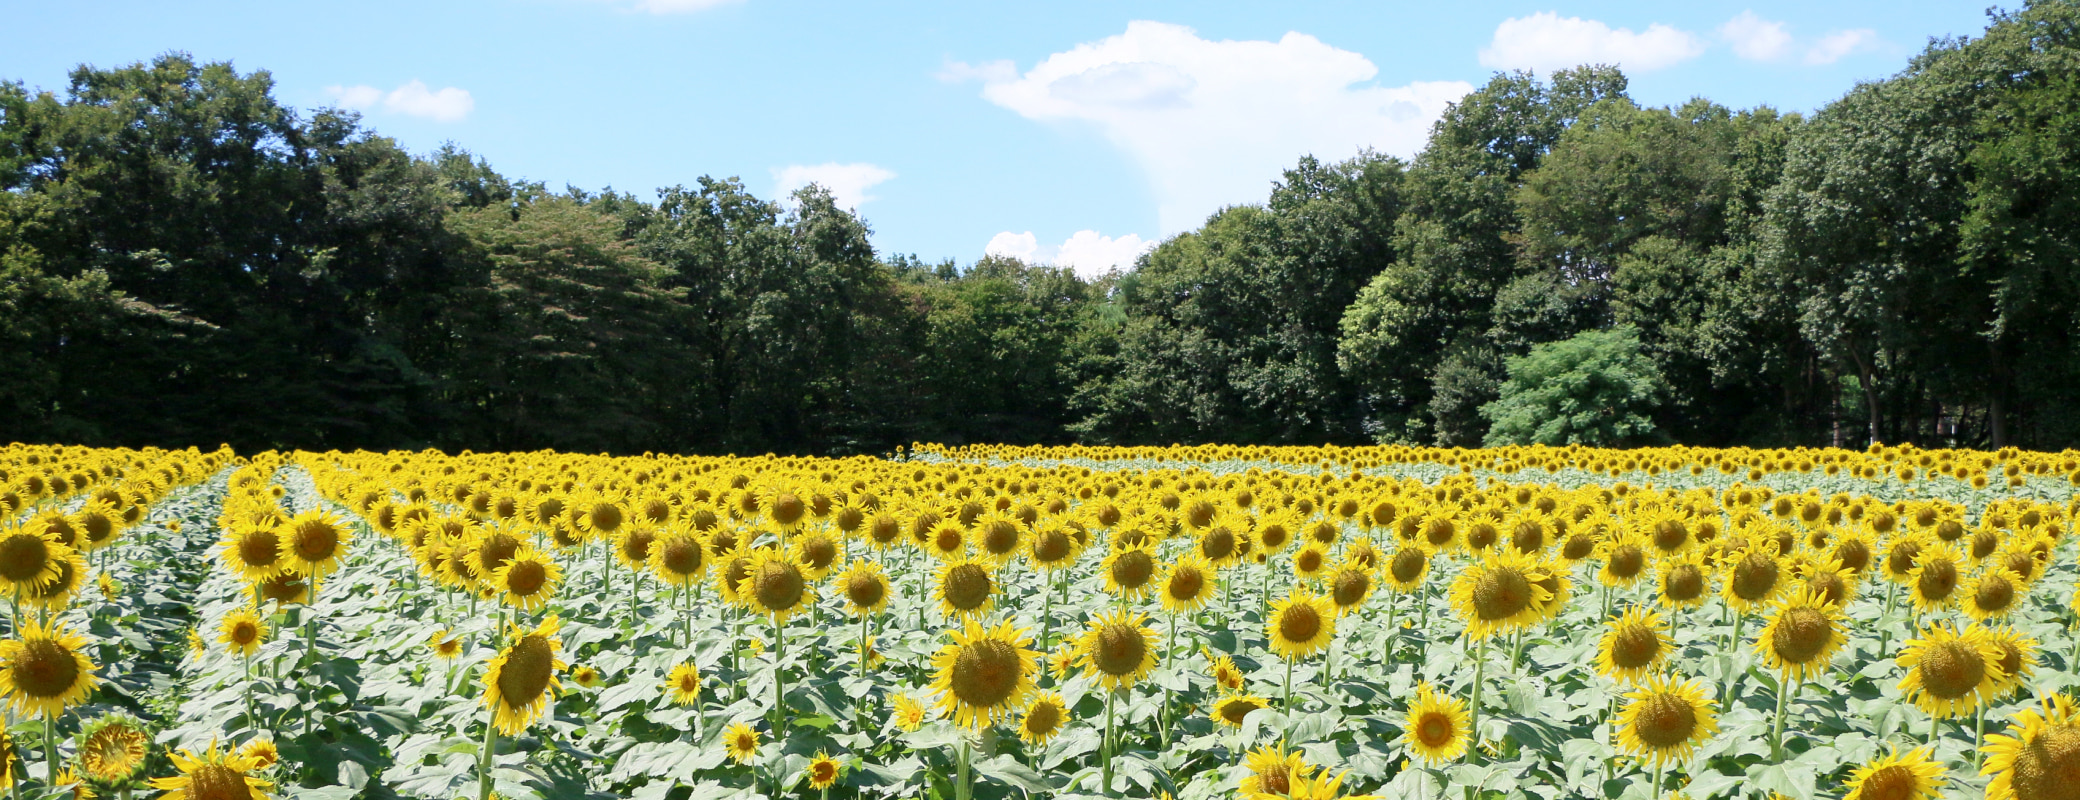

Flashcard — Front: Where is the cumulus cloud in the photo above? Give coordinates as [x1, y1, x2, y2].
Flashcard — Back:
[946, 21, 1471, 235]
[1479, 12, 1706, 74]
[1806, 29, 1883, 65]
[985, 230, 1153, 279]
[327, 80, 474, 122]
[1719, 11, 1793, 62]
[772, 162, 897, 210]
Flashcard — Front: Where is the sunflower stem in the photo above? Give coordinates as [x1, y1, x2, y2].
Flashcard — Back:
[1974, 703, 1985, 769]
[772, 616, 787, 738]
[477, 716, 497, 800]
[1101, 688, 1116, 795]
[43, 715, 55, 787]
[1160, 612, 1177, 749]
[1769, 671, 1792, 760]
[1509, 629, 1525, 674]
[1466, 637, 1487, 765]
[1651, 759, 1663, 795]
[956, 733, 973, 800]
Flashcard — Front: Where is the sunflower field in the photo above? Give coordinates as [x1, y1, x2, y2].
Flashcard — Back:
[0, 441, 2078, 800]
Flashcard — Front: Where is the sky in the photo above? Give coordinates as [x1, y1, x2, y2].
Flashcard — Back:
[2, 0, 1995, 277]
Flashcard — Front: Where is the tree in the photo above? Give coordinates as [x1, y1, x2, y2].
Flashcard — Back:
[1479, 326, 1668, 446]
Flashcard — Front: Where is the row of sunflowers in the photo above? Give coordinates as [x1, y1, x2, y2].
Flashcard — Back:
[0, 441, 2075, 799]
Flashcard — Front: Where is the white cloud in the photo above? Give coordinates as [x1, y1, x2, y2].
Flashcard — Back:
[1479, 12, 1706, 74]
[948, 21, 1471, 235]
[985, 230, 1154, 279]
[1805, 29, 1882, 65]
[1719, 11, 1793, 62]
[327, 80, 474, 122]
[772, 162, 897, 210]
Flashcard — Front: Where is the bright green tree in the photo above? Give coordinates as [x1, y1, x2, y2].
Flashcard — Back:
[1479, 326, 1668, 446]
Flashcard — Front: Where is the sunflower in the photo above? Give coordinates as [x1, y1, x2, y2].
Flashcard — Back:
[1964, 568, 2023, 622]
[217, 606, 268, 658]
[1597, 531, 1651, 588]
[147, 740, 271, 800]
[1449, 549, 1555, 640]
[804, 751, 843, 790]
[1157, 554, 1218, 613]
[923, 556, 995, 621]
[724, 722, 760, 764]
[1843, 746, 1944, 800]
[1266, 587, 1337, 661]
[1099, 543, 1159, 601]
[276, 510, 351, 579]
[792, 531, 842, 581]
[489, 547, 562, 612]
[1615, 674, 1720, 766]
[20, 549, 86, 610]
[1983, 692, 2080, 800]
[570, 665, 602, 689]
[1212, 694, 1270, 728]
[470, 526, 522, 577]
[482, 615, 565, 735]
[929, 618, 1038, 730]
[1077, 609, 1159, 690]
[736, 548, 812, 622]
[1882, 535, 1925, 585]
[1206, 648, 1245, 693]
[0, 619, 97, 718]
[1982, 626, 2039, 700]
[1017, 691, 1069, 746]
[1384, 545, 1430, 593]
[1655, 553, 1711, 610]
[57, 768, 89, 800]
[1896, 622, 2004, 719]
[1595, 607, 1670, 684]
[572, 495, 629, 541]
[891, 693, 929, 732]
[647, 530, 708, 586]
[1402, 682, 1470, 764]
[429, 628, 463, 660]
[1240, 746, 1314, 797]
[1755, 588, 1845, 682]
[664, 662, 702, 706]
[1720, 545, 1785, 613]
[1906, 543, 1964, 611]
[76, 714, 148, 784]
[836, 559, 891, 616]
[1028, 523, 1080, 571]
[238, 737, 278, 771]
[1326, 560, 1375, 616]
[1792, 555, 1859, 608]
[1291, 544, 1332, 581]
[924, 521, 969, 561]
[614, 526, 658, 572]
[972, 512, 1025, 567]
[0, 523, 68, 593]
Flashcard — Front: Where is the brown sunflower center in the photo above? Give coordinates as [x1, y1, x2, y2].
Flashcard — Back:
[1807, 572, 1848, 606]
[230, 621, 260, 646]
[1024, 701, 1063, 735]
[236, 530, 279, 569]
[1651, 519, 1688, 553]
[1092, 623, 1146, 676]
[183, 763, 251, 800]
[981, 521, 1019, 557]
[1424, 518, 1456, 548]
[588, 503, 624, 534]
[11, 637, 79, 698]
[290, 520, 339, 562]
[496, 634, 556, 707]
[1631, 693, 1699, 749]
[934, 528, 964, 554]
[1470, 567, 1533, 621]
[478, 532, 519, 572]
[846, 572, 886, 608]
[1200, 527, 1236, 561]
[1218, 697, 1263, 724]
[811, 760, 837, 782]
[1607, 546, 1645, 580]
[750, 560, 805, 612]
[1916, 559, 1958, 601]
[1730, 553, 1779, 600]
[1917, 640, 1986, 700]
[1887, 540, 1922, 576]
[800, 536, 838, 571]
[1610, 624, 1663, 669]
[1834, 540, 1870, 572]
[1563, 534, 1596, 560]
[1296, 549, 1325, 573]
[1770, 607, 1832, 665]
[2006, 721, 2080, 800]
[1166, 566, 1206, 601]
[1391, 550, 1426, 583]
[619, 530, 655, 563]
[1465, 523, 1498, 551]
[1417, 712, 1456, 747]
[1975, 575, 2015, 613]
[1664, 564, 1705, 602]
[1259, 525, 1290, 550]
[504, 560, 548, 596]
[659, 538, 703, 576]
[0, 535, 51, 584]
[1278, 603, 1323, 644]
[948, 637, 1022, 709]
[1110, 549, 1156, 591]
[1332, 569, 1371, 608]
[943, 563, 993, 611]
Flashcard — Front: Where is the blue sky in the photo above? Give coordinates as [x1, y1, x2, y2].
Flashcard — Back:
[4, 0, 1991, 275]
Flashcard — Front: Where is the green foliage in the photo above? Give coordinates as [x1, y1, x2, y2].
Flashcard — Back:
[1479, 326, 1668, 446]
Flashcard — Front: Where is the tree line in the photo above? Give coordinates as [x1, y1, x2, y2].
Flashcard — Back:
[3, 2, 2078, 455]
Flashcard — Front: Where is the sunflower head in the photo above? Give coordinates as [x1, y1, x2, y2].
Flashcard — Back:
[647, 530, 708, 586]
[737, 549, 811, 622]
[936, 557, 996, 620]
[276, 510, 351, 579]
[1159, 554, 1218, 613]
[1616, 674, 1720, 766]
[1755, 588, 1845, 682]
[664, 662, 702, 706]
[929, 619, 1037, 730]
[1266, 587, 1337, 661]
[1596, 607, 1670, 683]
[1403, 682, 1471, 764]
[1896, 621, 2004, 719]
[1077, 609, 1158, 691]
[1102, 544, 1158, 600]
[724, 722, 760, 764]
[1240, 746, 1314, 797]
[75, 714, 149, 784]
[490, 547, 562, 612]
[1017, 691, 1069, 746]
[145, 739, 271, 800]
[482, 616, 566, 735]
[891, 693, 929, 732]
[0, 618, 97, 719]
[217, 607, 269, 658]
[1984, 693, 2080, 800]
[1212, 694, 1270, 728]
[837, 559, 891, 616]
[1449, 549, 1554, 640]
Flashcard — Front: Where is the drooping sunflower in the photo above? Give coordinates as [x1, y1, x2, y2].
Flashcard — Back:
[724, 722, 760, 764]
[1449, 548, 1555, 640]
[1077, 609, 1159, 691]
[1101, 543, 1159, 601]
[75, 714, 148, 784]
[1755, 588, 1846, 682]
[1326, 560, 1375, 616]
[276, 510, 352, 580]
[1266, 587, 1337, 661]
[482, 615, 566, 735]
[1239, 746, 1314, 798]
[1615, 674, 1720, 766]
[1211, 694, 1270, 728]
[664, 662, 702, 707]
[148, 739, 271, 800]
[1839, 745, 1945, 800]
[836, 559, 891, 616]
[1896, 621, 2004, 720]
[0, 618, 98, 718]
[929, 618, 1038, 730]
[1017, 691, 1069, 746]
[1964, 568, 2024, 622]
[20, 549, 86, 611]
[1983, 692, 2080, 800]
[1720, 544, 1785, 613]
[1595, 607, 1671, 684]
[1157, 554, 1218, 613]
[1384, 545, 1430, 593]
[1982, 625, 2039, 700]
[1655, 553, 1712, 610]
[1402, 682, 1471, 765]
[217, 606, 269, 658]
[736, 548, 812, 622]
[489, 546, 562, 612]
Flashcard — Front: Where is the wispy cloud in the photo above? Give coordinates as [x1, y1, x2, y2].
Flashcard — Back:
[772, 162, 897, 210]
[986, 230, 1153, 279]
[327, 80, 475, 122]
[1479, 12, 1706, 74]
